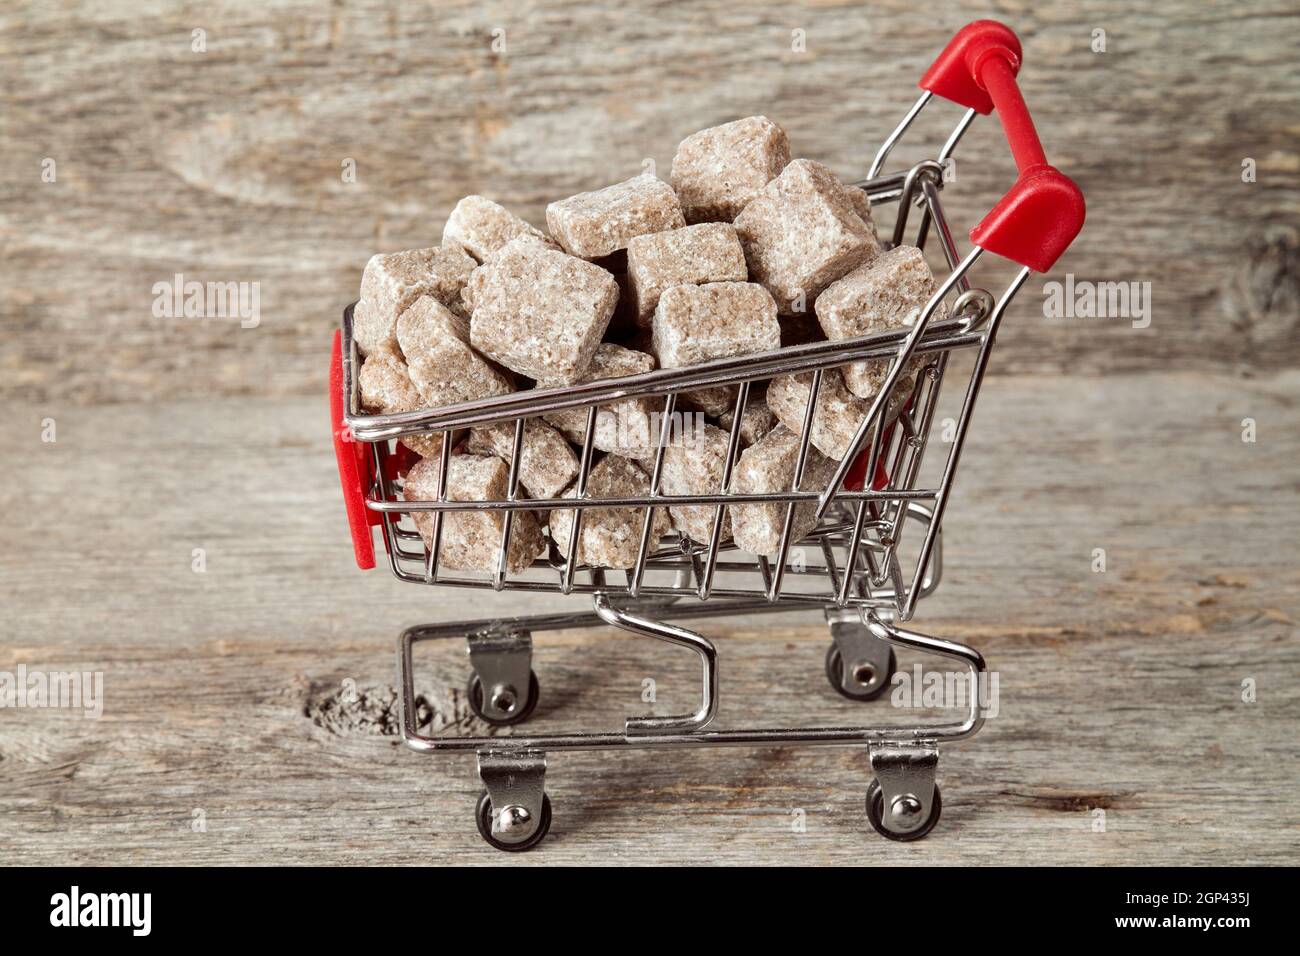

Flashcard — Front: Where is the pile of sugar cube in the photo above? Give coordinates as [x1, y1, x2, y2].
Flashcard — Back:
[353, 116, 944, 573]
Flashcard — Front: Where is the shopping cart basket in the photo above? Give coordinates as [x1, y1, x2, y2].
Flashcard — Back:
[330, 20, 1084, 850]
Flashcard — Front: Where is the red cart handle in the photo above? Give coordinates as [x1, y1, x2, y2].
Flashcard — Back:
[921, 20, 1085, 272]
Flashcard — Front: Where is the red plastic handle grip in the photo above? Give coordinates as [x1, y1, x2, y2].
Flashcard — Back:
[330, 330, 377, 570]
[920, 20, 1085, 272]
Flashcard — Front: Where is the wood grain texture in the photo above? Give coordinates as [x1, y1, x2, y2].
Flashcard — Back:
[1, 371, 1296, 864]
[1, 0, 1298, 405]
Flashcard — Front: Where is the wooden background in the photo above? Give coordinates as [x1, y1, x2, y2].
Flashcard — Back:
[1, 0, 1297, 865]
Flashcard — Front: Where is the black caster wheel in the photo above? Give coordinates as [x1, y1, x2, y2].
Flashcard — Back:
[825, 644, 896, 701]
[475, 790, 552, 852]
[865, 778, 942, 842]
[466, 670, 540, 726]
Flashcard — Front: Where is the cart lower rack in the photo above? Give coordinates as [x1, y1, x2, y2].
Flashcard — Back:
[331, 20, 1084, 850]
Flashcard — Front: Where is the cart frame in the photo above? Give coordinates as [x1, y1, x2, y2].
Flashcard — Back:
[330, 20, 1084, 849]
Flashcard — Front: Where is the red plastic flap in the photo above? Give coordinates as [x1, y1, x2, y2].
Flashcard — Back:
[970, 164, 1086, 274]
[330, 330, 376, 570]
[919, 20, 1021, 115]
[843, 419, 897, 493]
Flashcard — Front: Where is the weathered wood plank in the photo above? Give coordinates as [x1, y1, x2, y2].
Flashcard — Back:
[0, 620, 1294, 865]
[1, 370, 1295, 863]
[1, 0, 1297, 404]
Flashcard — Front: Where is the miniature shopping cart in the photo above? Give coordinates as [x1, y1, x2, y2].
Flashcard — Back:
[330, 21, 1084, 850]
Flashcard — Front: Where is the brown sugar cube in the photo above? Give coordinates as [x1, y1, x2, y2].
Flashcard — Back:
[653, 281, 780, 366]
[465, 419, 579, 500]
[829, 176, 881, 247]
[729, 424, 839, 556]
[652, 281, 780, 414]
[841, 182, 874, 232]
[469, 242, 618, 383]
[548, 455, 671, 570]
[734, 159, 880, 314]
[659, 422, 734, 543]
[766, 365, 916, 461]
[540, 344, 660, 459]
[358, 350, 420, 415]
[404, 454, 545, 574]
[814, 245, 946, 399]
[679, 386, 738, 418]
[442, 196, 552, 263]
[353, 245, 476, 356]
[718, 397, 777, 447]
[396, 295, 513, 408]
[460, 234, 560, 314]
[397, 432, 450, 459]
[838, 350, 923, 416]
[546, 173, 686, 259]
[670, 116, 791, 223]
[356, 351, 445, 458]
[626, 223, 748, 326]
[486, 232, 562, 263]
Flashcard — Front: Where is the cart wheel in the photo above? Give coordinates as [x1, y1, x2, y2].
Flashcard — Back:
[825, 644, 896, 701]
[865, 778, 941, 842]
[475, 790, 552, 852]
[466, 670, 540, 726]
